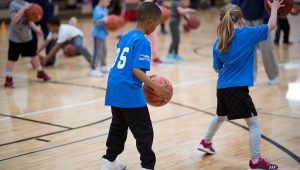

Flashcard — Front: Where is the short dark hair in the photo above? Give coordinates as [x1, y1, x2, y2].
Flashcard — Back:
[137, 1, 162, 21]
[48, 17, 61, 26]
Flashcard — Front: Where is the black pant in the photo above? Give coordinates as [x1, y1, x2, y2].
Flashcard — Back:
[169, 19, 180, 55]
[274, 18, 290, 43]
[103, 106, 155, 169]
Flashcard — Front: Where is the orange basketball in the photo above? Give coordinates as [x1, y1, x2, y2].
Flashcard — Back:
[264, 0, 294, 18]
[25, 3, 44, 22]
[187, 16, 201, 29]
[105, 15, 124, 31]
[63, 44, 77, 57]
[143, 75, 173, 107]
[160, 6, 170, 23]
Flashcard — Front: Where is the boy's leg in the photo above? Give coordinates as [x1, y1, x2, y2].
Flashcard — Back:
[103, 107, 128, 162]
[5, 40, 21, 87]
[168, 21, 179, 54]
[123, 107, 155, 169]
[23, 39, 51, 81]
[73, 36, 92, 65]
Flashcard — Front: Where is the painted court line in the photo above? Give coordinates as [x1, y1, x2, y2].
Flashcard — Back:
[0, 98, 104, 121]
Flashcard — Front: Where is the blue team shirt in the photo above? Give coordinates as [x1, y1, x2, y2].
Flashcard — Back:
[105, 30, 151, 108]
[213, 24, 268, 89]
[92, 5, 108, 40]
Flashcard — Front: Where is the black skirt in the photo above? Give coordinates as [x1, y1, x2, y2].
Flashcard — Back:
[216, 86, 257, 120]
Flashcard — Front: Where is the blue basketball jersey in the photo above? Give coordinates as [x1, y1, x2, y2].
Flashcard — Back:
[213, 25, 268, 89]
[105, 30, 151, 108]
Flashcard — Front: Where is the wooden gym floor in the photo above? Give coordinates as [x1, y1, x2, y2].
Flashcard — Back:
[0, 9, 300, 170]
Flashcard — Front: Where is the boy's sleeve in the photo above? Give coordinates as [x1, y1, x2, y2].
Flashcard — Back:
[246, 24, 268, 45]
[132, 39, 151, 71]
[9, 2, 18, 18]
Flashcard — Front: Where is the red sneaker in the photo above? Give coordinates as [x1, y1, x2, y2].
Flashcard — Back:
[37, 71, 51, 81]
[249, 157, 278, 170]
[197, 139, 216, 154]
[4, 76, 14, 88]
[152, 58, 162, 65]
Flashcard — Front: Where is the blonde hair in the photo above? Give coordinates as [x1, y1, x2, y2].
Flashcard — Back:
[217, 4, 243, 53]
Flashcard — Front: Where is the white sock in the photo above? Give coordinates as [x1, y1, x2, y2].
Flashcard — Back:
[36, 66, 43, 72]
[251, 157, 259, 164]
[6, 71, 13, 77]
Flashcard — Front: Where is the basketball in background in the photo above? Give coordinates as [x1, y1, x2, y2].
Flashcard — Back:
[290, 4, 300, 15]
[105, 15, 125, 31]
[186, 16, 201, 29]
[264, 0, 294, 17]
[160, 6, 170, 23]
[63, 44, 77, 57]
[24, 3, 44, 22]
[143, 75, 173, 107]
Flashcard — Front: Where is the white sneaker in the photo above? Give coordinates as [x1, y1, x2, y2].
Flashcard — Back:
[100, 66, 110, 73]
[268, 76, 279, 85]
[102, 158, 126, 170]
[90, 69, 104, 77]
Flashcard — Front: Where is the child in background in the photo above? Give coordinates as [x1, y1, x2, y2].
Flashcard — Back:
[91, 0, 111, 77]
[4, 0, 50, 88]
[102, 2, 168, 170]
[197, 1, 282, 170]
[166, 0, 194, 62]
[36, 17, 96, 75]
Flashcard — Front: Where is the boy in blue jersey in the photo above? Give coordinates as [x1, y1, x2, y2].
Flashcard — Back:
[91, 0, 111, 77]
[197, 1, 282, 170]
[102, 2, 168, 170]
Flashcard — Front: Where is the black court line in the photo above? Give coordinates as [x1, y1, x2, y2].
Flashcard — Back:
[260, 112, 300, 119]
[36, 138, 50, 142]
[0, 133, 108, 162]
[169, 101, 300, 164]
[0, 113, 72, 129]
[0, 117, 111, 147]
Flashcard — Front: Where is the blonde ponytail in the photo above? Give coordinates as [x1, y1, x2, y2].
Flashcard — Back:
[217, 4, 243, 53]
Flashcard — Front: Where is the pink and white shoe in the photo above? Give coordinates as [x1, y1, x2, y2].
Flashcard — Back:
[248, 157, 278, 170]
[196, 139, 216, 154]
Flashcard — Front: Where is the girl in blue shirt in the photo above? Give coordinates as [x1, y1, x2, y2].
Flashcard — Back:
[197, 1, 283, 170]
[91, 0, 111, 77]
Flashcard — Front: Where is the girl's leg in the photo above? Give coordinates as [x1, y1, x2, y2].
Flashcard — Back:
[204, 115, 226, 143]
[245, 116, 261, 163]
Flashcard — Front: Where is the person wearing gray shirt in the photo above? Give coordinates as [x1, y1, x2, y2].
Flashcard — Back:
[165, 0, 194, 62]
[4, 0, 50, 88]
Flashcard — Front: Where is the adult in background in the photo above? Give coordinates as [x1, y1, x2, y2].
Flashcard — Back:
[232, 0, 280, 85]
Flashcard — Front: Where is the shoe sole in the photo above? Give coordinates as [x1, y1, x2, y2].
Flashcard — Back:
[197, 145, 215, 155]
